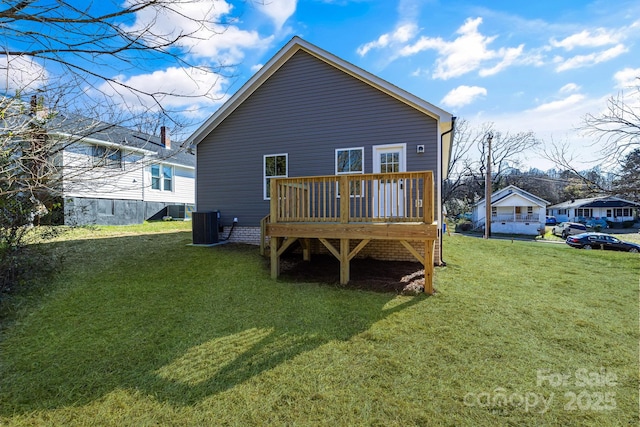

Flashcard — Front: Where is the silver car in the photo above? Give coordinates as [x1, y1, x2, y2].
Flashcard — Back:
[552, 222, 587, 238]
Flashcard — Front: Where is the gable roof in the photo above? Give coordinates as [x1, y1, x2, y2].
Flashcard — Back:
[549, 196, 640, 209]
[474, 185, 549, 206]
[475, 185, 549, 207]
[48, 113, 195, 168]
[186, 36, 454, 174]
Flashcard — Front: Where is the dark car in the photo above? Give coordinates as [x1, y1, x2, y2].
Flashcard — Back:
[545, 216, 557, 225]
[565, 232, 640, 252]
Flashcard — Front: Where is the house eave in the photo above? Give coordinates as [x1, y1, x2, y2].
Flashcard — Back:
[54, 132, 157, 155]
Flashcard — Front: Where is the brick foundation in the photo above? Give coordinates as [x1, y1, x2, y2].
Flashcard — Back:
[221, 225, 262, 245]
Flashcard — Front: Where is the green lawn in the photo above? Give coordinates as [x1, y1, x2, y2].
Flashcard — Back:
[1, 223, 638, 426]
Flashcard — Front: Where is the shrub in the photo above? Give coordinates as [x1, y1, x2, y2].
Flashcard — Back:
[457, 222, 472, 232]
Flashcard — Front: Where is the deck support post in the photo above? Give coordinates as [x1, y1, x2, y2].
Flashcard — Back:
[270, 236, 280, 279]
[424, 240, 434, 294]
[340, 238, 350, 285]
[301, 238, 311, 261]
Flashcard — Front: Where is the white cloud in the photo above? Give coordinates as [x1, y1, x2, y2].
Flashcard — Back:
[357, 23, 419, 56]
[479, 45, 524, 77]
[559, 83, 581, 93]
[97, 67, 230, 113]
[410, 67, 429, 77]
[468, 94, 608, 169]
[259, 0, 297, 30]
[441, 85, 487, 108]
[529, 94, 586, 113]
[122, 0, 272, 64]
[550, 28, 622, 51]
[555, 44, 627, 72]
[398, 17, 522, 80]
[0, 55, 48, 92]
[613, 67, 640, 88]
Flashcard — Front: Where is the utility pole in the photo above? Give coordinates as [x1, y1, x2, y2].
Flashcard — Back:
[484, 133, 493, 239]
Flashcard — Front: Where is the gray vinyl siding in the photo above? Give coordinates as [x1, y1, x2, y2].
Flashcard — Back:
[197, 50, 439, 228]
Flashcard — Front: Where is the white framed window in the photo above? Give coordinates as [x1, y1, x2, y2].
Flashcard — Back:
[163, 166, 173, 191]
[151, 164, 173, 192]
[576, 208, 592, 217]
[264, 154, 288, 200]
[151, 164, 161, 190]
[336, 147, 364, 196]
[92, 145, 122, 169]
[614, 208, 630, 217]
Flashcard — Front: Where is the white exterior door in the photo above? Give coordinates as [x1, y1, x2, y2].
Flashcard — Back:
[372, 144, 406, 218]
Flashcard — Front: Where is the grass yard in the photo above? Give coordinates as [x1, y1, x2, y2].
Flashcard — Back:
[0, 222, 638, 426]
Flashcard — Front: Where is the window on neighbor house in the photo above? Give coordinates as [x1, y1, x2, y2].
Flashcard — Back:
[163, 166, 173, 191]
[558, 209, 567, 215]
[576, 208, 591, 217]
[151, 164, 161, 190]
[614, 208, 630, 217]
[264, 154, 288, 199]
[92, 145, 122, 169]
[336, 147, 364, 196]
[151, 164, 173, 191]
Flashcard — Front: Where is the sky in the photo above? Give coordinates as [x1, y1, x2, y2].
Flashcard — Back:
[5, 0, 640, 170]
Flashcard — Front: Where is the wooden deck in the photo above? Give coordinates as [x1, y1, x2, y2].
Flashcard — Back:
[264, 171, 438, 293]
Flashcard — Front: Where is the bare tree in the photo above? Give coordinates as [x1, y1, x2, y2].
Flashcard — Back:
[583, 82, 640, 165]
[0, 0, 256, 293]
[543, 78, 640, 192]
[444, 119, 540, 216]
[0, 1, 240, 121]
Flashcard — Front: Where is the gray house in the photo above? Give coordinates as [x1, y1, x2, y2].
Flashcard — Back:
[186, 37, 454, 266]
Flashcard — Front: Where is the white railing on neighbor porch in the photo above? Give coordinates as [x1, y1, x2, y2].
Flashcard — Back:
[492, 213, 541, 223]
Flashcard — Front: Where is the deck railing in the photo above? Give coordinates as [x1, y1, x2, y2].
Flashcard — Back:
[269, 171, 434, 224]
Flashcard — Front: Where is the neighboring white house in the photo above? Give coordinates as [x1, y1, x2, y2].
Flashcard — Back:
[473, 185, 549, 235]
[53, 116, 195, 225]
[547, 196, 640, 224]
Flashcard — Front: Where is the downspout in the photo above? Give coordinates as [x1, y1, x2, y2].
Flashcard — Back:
[439, 116, 456, 267]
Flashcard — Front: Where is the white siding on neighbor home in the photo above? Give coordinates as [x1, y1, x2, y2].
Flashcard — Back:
[143, 164, 195, 204]
[473, 190, 546, 236]
[61, 142, 144, 200]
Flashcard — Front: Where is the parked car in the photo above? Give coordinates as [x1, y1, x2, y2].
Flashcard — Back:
[552, 222, 587, 238]
[565, 233, 640, 252]
[545, 216, 557, 225]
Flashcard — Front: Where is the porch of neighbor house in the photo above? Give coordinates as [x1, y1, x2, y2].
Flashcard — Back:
[262, 171, 438, 294]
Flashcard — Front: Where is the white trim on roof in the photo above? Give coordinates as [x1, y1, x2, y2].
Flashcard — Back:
[54, 132, 157, 155]
[548, 196, 640, 209]
[474, 185, 549, 207]
[186, 36, 453, 147]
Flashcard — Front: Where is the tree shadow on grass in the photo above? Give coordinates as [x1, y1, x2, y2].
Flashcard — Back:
[0, 237, 427, 414]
